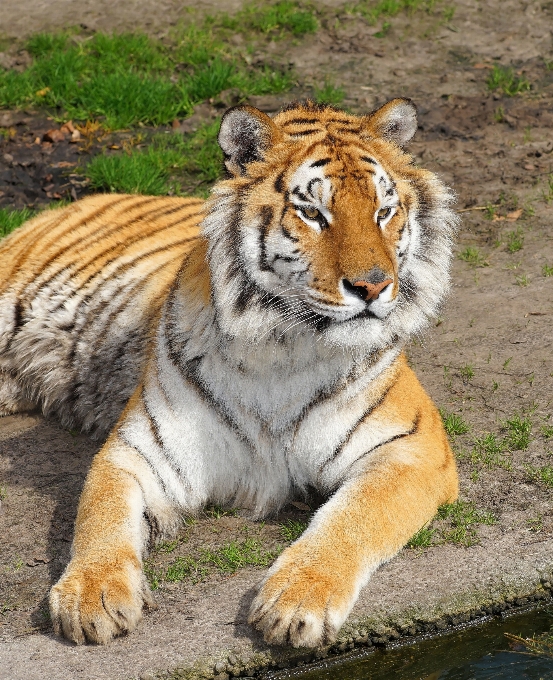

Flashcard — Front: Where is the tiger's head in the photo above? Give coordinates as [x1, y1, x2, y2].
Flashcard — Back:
[203, 99, 457, 354]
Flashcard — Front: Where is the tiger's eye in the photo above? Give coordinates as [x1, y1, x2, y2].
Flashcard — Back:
[303, 206, 320, 220]
[377, 207, 392, 221]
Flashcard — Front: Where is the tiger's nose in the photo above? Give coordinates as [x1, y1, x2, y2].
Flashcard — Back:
[343, 273, 394, 302]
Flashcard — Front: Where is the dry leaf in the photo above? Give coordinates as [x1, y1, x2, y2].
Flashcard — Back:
[290, 501, 311, 512]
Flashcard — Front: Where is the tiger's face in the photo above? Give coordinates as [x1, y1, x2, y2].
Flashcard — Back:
[206, 100, 457, 352]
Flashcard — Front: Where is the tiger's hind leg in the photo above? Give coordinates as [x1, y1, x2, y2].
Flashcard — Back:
[0, 370, 36, 416]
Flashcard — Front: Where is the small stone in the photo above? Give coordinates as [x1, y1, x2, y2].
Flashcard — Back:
[337, 642, 347, 652]
[227, 655, 238, 666]
[3, 153, 13, 164]
[140, 674, 156, 680]
[214, 661, 227, 674]
[70, 129, 81, 142]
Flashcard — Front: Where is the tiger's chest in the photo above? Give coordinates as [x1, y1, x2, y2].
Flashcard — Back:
[131, 331, 401, 515]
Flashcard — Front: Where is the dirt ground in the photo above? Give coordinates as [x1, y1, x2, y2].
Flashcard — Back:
[1, 0, 553, 678]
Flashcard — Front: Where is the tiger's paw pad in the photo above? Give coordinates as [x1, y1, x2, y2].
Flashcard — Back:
[49, 560, 155, 645]
[248, 562, 351, 648]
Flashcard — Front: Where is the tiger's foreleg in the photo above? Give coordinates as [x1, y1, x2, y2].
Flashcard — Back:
[49, 432, 171, 644]
[249, 408, 458, 648]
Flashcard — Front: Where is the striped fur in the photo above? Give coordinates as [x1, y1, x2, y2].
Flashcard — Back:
[0, 100, 459, 648]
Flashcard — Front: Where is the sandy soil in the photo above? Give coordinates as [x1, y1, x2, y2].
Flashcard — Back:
[0, 0, 552, 678]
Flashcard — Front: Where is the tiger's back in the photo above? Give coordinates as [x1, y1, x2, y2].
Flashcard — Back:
[0, 193, 204, 436]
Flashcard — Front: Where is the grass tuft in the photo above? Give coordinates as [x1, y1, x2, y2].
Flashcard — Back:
[0, 207, 36, 238]
[407, 524, 435, 549]
[503, 413, 532, 451]
[314, 78, 345, 105]
[86, 151, 171, 195]
[161, 538, 280, 585]
[440, 409, 470, 437]
[525, 465, 553, 488]
[279, 519, 308, 542]
[506, 227, 524, 253]
[458, 246, 488, 267]
[486, 64, 531, 96]
[224, 1, 319, 36]
[352, 0, 437, 24]
[436, 500, 496, 546]
[471, 433, 512, 470]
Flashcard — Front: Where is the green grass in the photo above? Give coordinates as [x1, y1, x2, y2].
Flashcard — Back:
[223, 1, 319, 36]
[486, 64, 531, 96]
[436, 500, 496, 546]
[440, 409, 470, 437]
[503, 413, 532, 450]
[0, 207, 36, 238]
[458, 246, 488, 267]
[526, 465, 553, 488]
[85, 119, 222, 196]
[314, 78, 345, 106]
[506, 227, 524, 253]
[351, 0, 438, 24]
[406, 524, 435, 549]
[459, 364, 475, 382]
[471, 433, 512, 470]
[541, 424, 553, 439]
[542, 264, 553, 277]
[464, 413, 532, 473]
[0, 15, 296, 129]
[279, 519, 308, 542]
[158, 538, 281, 585]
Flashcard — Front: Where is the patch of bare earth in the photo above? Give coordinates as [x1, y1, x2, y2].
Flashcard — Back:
[0, 1, 552, 679]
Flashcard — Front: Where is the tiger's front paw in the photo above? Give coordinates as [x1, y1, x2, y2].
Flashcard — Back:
[248, 544, 356, 648]
[49, 554, 155, 645]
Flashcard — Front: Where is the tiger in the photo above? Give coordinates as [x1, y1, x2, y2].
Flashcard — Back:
[0, 98, 459, 649]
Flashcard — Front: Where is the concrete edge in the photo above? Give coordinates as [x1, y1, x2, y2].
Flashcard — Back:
[156, 566, 553, 680]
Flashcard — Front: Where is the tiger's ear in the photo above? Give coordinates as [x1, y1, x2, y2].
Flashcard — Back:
[364, 98, 418, 147]
[218, 105, 281, 176]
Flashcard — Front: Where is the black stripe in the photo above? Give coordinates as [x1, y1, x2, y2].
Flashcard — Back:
[274, 171, 285, 194]
[310, 158, 331, 167]
[290, 129, 321, 137]
[335, 127, 361, 135]
[281, 225, 299, 243]
[306, 177, 322, 199]
[292, 187, 310, 203]
[258, 206, 275, 273]
[285, 117, 320, 125]
[361, 156, 377, 165]
[325, 410, 422, 479]
[321, 378, 398, 470]
[163, 298, 257, 454]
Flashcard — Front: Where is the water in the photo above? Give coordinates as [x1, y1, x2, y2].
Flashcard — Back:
[279, 608, 553, 680]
